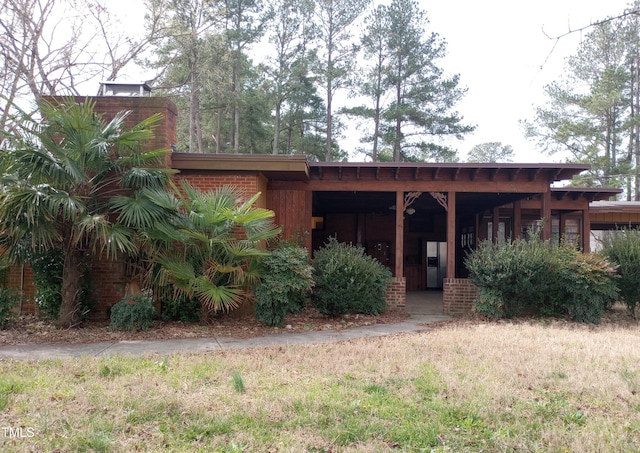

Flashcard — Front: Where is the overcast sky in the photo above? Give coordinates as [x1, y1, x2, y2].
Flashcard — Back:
[111, 0, 632, 162]
[421, 0, 632, 162]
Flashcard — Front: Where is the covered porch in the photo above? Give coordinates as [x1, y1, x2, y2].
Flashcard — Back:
[171, 155, 616, 315]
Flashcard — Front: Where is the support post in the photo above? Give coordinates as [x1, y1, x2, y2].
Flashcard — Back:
[492, 207, 500, 243]
[541, 191, 552, 241]
[582, 208, 591, 252]
[395, 191, 404, 279]
[513, 200, 521, 240]
[446, 191, 456, 280]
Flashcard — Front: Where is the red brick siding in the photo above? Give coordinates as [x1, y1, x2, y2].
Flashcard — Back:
[88, 257, 130, 320]
[174, 171, 266, 207]
[7, 264, 36, 314]
[385, 277, 406, 310]
[443, 278, 477, 316]
[9, 96, 177, 318]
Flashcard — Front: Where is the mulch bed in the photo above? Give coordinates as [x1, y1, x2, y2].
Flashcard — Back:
[0, 307, 410, 346]
[1, 303, 636, 347]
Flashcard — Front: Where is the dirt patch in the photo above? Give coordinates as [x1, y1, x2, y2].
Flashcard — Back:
[0, 306, 411, 346]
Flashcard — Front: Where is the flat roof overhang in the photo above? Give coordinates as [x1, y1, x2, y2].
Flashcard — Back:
[171, 153, 310, 181]
[309, 162, 590, 184]
[590, 200, 640, 212]
[170, 154, 590, 185]
[552, 187, 622, 202]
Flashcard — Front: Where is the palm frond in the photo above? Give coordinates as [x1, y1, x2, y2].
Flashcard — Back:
[157, 259, 196, 290]
[226, 240, 271, 258]
[119, 167, 172, 191]
[95, 224, 138, 259]
[110, 193, 173, 229]
[193, 277, 244, 312]
[46, 191, 87, 222]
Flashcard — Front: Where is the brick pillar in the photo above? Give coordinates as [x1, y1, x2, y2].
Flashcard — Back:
[443, 278, 478, 316]
[385, 277, 406, 310]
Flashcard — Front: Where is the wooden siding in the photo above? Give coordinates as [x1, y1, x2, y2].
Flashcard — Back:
[267, 188, 312, 250]
[590, 212, 640, 224]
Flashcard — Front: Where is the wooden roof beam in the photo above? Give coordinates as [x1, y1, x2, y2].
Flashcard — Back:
[509, 168, 521, 181]
[413, 167, 420, 180]
[394, 167, 400, 180]
[375, 166, 381, 180]
[529, 168, 542, 181]
[490, 168, 500, 181]
[453, 167, 461, 181]
[470, 168, 481, 181]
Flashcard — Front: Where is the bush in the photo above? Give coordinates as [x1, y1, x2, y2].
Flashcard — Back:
[28, 248, 63, 319]
[465, 235, 558, 318]
[0, 288, 19, 329]
[110, 292, 155, 331]
[559, 253, 618, 323]
[27, 248, 96, 320]
[311, 237, 392, 317]
[161, 294, 201, 323]
[601, 228, 640, 318]
[473, 287, 506, 319]
[466, 235, 618, 323]
[255, 243, 314, 326]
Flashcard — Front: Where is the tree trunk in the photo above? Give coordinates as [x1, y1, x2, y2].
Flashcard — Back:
[326, 78, 333, 161]
[372, 54, 382, 162]
[635, 49, 640, 200]
[394, 78, 402, 162]
[189, 60, 202, 153]
[325, 38, 334, 162]
[273, 101, 281, 154]
[216, 108, 222, 154]
[56, 248, 84, 328]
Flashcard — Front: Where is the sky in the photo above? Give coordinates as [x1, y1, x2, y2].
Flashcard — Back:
[421, 0, 632, 162]
[108, 0, 632, 163]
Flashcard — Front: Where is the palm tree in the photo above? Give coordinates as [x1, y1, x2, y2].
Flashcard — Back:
[0, 97, 177, 327]
[152, 183, 281, 319]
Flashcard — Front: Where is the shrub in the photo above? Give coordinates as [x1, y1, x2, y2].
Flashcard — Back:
[558, 253, 618, 323]
[255, 243, 314, 326]
[466, 235, 618, 323]
[465, 235, 558, 318]
[28, 248, 63, 319]
[0, 288, 19, 329]
[601, 228, 640, 318]
[473, 287, 506, 319]
[110, 292, 155, 331]
[311, 237, 392, 317]
[161, 294, 201, 323]
[27, 248, 96, 320]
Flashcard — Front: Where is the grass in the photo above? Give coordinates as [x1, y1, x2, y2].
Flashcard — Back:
[1, 320, 640, 451]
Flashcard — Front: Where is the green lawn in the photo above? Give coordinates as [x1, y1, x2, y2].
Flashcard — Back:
[1, 318, 640, 452]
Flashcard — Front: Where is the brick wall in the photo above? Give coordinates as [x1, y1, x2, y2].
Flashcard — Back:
[174, 171, 267, 208]
[443, 278, 478, 316]
[9, 96, 177, 319]
[385, 277, 406, 310]
[7, 265, 36, 314]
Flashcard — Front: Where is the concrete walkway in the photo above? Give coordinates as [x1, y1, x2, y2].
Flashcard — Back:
[0, 292, 450, 360]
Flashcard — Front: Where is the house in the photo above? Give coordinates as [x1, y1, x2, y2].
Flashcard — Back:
[7, 95, 633, 318]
